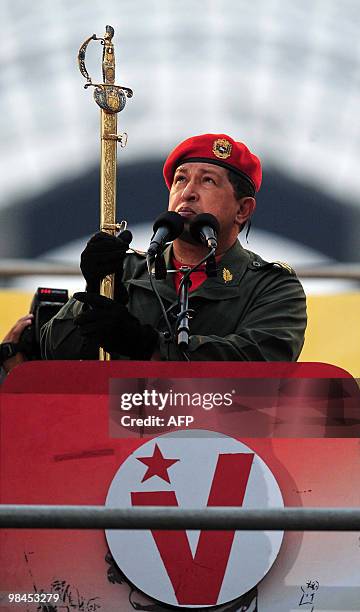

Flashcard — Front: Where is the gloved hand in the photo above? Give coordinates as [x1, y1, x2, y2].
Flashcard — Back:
[73, 292, 158, 359]
[80, 230, 133, 294]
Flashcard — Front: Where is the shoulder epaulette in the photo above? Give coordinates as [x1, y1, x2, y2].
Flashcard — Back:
[247, 252, 296, 275]
[272, 261, 295, 274]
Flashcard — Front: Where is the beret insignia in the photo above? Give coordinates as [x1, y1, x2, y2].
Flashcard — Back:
[212, 138, 232, 159]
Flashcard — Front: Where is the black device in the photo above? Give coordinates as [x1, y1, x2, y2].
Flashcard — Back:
[0, 342, 20, 365]
[20, 287, 69, 360]
[189, 213, 219, 249]
[1, 287, 69, 365]
[147, 211, 185, 257]
[29, 287, 69, 346]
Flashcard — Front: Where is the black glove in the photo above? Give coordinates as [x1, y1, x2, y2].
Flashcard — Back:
[80, 230, 133, 294]
[73, 292, 158, 359]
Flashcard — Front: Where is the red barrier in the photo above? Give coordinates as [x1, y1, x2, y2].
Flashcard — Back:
[1, 361, 359, 611]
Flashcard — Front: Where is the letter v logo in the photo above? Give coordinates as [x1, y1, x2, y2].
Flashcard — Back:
[106, 431, 284, 608]
[132, 453, 254, 605]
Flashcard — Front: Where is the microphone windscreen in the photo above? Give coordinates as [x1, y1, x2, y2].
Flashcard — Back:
[189, 213, 220, 242]
[152, 211, 185, 240]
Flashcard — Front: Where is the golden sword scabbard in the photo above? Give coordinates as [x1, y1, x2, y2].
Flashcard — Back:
[78, 25, 133, 360]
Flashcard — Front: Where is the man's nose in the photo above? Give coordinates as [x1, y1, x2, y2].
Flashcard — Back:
[181, 179, 199, 201]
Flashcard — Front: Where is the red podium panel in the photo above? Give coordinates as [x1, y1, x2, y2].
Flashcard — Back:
[1, 362, 359, 611]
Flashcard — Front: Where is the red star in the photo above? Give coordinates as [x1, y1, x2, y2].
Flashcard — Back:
[137, 444, 180, 483]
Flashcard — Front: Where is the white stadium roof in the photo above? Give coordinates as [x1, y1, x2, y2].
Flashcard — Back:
[1, 0, 359, 208]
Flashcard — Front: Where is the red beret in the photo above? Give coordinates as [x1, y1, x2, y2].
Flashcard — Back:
[163, 133, 262, 193]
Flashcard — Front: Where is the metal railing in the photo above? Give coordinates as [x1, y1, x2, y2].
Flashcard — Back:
[1, 505, 360, 530]
[0, 259, 81, 278]
[0, 260, 360, 280]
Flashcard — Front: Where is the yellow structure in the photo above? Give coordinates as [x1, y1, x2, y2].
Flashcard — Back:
[0, 291, 33, 339]
[299, 292, 360, 377]
[0, 290, 359, 377]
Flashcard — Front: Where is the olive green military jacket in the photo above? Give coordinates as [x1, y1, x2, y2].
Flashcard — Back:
[41, 241, 307, 362]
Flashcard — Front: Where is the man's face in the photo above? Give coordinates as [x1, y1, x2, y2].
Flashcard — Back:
[168, 162, 254, 251]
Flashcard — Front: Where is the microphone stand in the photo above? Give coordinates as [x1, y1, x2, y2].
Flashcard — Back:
[176, 267, 193, 349]
[148, 246, 217, 353]
[175, 246, 217, 350]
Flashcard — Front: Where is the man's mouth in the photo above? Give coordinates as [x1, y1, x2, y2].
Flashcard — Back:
[177, 206, 196, 218]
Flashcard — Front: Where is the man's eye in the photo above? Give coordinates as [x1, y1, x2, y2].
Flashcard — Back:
[175, 175, 186, 183]
[204, 176, 216, 184]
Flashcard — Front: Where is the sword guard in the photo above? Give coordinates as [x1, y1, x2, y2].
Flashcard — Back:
[86, 84, 133, 114]
[78, 34, 103, 84]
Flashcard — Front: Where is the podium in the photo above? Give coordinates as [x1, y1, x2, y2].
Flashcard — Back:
[1, 361, 359, 610]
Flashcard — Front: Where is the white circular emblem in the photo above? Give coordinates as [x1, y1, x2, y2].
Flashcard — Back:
[106, 431, 284, 608]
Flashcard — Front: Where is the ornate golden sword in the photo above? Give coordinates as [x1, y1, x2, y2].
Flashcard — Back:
[77, 25, 133, 360]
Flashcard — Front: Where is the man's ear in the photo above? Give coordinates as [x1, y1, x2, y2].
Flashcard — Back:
[235, 197, 256, 227]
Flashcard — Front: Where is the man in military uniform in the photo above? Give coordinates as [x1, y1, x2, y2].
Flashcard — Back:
[41, 133, 307, 361]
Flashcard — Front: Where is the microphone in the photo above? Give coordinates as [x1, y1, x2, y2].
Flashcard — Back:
[147, 211, 185, 257]
[189, 213, 220, 249]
